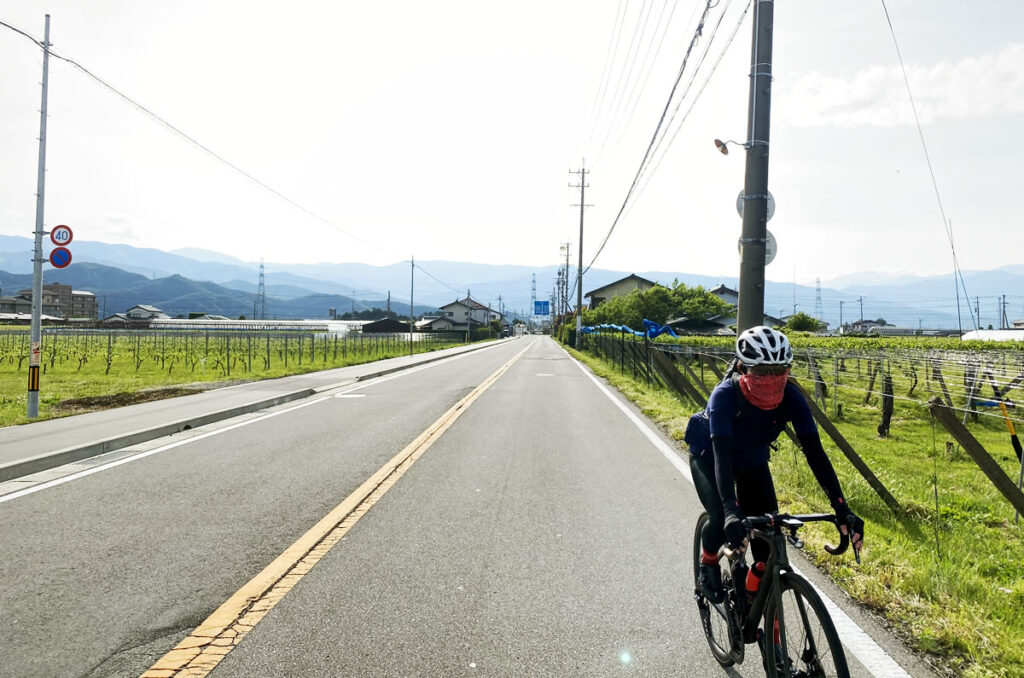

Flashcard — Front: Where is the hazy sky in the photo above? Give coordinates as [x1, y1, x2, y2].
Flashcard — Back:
[1, 1, 1021, 286]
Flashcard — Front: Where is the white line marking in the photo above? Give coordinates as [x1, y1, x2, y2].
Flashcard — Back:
[565, 350, 911, 678]
[0, 397, 328, 505]
[1, 342, 522, 505]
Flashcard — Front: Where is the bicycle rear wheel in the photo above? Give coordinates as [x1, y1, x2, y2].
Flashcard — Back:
[692, 511, 736, 667]
[764, 572, 849, 678]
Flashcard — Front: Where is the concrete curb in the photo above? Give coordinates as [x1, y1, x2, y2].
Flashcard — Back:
[0, 338, 512, 483]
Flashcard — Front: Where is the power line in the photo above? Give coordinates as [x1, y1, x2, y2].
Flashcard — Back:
[0, 19, 382, 256]
[583, 0, 740, 275]
[587, 1, 629, 149]
[609, 0, 684, 160]
[631, 0, 749, 205]
[413, 262, 463, 297]
[591, 0, 655, 161]
[597, 0, 661, 159]
[879, 1, 977, 332]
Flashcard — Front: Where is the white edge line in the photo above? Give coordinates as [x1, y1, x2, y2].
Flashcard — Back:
[0, 397, 328, 505]
[564, 348, 911, 678]
[1, 343, 519, 505]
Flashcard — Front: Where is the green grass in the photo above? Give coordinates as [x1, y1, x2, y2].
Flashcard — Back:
[567, 341, 1024, 678]
[0, 330, 468, 427]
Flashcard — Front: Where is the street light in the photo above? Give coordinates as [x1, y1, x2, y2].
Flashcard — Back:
[713, 138, 748, 155]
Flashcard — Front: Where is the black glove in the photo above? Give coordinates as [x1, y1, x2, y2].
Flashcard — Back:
[835, 503, 864, 547]
[723, 511, 748, 550]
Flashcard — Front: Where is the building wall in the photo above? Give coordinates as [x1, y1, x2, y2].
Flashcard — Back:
[588, 277, 655, 309]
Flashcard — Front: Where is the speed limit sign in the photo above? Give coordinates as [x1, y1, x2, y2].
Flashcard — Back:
[50, 225, 73, 246]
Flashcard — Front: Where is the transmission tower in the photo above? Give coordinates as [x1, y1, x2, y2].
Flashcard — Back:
[256, 260, 266, 319]
[814, 277, 824, 322]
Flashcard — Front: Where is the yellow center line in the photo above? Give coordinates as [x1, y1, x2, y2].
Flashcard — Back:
[141, 342, 531, 678]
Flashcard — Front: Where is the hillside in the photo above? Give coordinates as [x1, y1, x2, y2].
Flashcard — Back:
[1, 235, 1019, 328]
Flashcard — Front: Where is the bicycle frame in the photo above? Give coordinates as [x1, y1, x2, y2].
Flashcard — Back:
[728, 513, 845, 645]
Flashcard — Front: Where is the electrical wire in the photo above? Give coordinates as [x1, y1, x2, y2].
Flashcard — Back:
[602, 0, 674, 157]
[582, 0, 736, 278]
[879, 0, 977, 332]
[0, 19, 383, 257]
[609, 0, 683, 159]
[413, 262, 464, 298]
[592, 0, 655, 164]
[627, 0, 749, 212]
[587, 1, 630, 150]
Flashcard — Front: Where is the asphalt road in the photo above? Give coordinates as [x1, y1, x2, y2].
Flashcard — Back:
[0, 336, 934, 677]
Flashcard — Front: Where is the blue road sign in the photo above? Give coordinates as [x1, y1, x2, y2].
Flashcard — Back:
[49, 246, 72, 269]
[534, 301, 550, 316]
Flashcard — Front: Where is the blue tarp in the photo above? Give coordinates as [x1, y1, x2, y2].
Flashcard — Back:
[581, 319, 678, 339]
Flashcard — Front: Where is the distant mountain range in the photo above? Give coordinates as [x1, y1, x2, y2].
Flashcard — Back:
[0, 235, 1020, 328]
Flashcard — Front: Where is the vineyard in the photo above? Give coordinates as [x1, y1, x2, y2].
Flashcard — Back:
[0, 329, 466, 427]
[568, 331, 1024, 678]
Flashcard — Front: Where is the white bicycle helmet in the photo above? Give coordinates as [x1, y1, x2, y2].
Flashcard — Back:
[736, 326, 793, 366]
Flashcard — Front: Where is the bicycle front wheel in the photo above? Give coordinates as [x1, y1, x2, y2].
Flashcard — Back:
[692, 511, 736, 667]
[764, 573, 849, 678]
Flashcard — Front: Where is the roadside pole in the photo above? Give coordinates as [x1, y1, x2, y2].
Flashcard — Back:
[736, 1, 774, 333]
[28, 14, 51, 418]
[570, 165, 589, 348]
[405, 258, 409, 358]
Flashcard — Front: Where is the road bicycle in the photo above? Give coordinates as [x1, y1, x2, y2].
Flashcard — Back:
[692, 511, 858, 677]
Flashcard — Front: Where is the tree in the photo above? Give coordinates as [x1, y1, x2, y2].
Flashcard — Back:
[785, 311, 823, 332]
[580, 281, 731, 330]
[875, 318, 888, 326]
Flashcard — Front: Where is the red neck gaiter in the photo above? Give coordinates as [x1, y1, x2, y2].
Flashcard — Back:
[739, 371, 789, 410]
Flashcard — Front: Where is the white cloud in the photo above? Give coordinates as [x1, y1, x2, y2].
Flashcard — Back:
[779, 43, 1024, 127]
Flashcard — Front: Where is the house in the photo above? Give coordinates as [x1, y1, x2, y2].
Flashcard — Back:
[126, 305, 170, 320]
[418, 316, 474, 332]
[436, 297, 504, 332]
[584, 274, 657, 309]
[709, 284, 738, 306]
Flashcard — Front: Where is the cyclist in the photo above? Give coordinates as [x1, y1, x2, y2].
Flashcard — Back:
[688, 326, 864, 604]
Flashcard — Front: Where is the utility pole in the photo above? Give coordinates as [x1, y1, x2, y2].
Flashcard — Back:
[1002, 294, 1008, 330]
[386, 291, 391, 314]
[858, 296, 864, 322]
[735, 0, 774, 333]
[839, 300, 844, 334]
[28, 15, 51, 419]
[405, 258, 409, 356]
[569, 164, 590, 348]
[975, 297, 980, 329]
